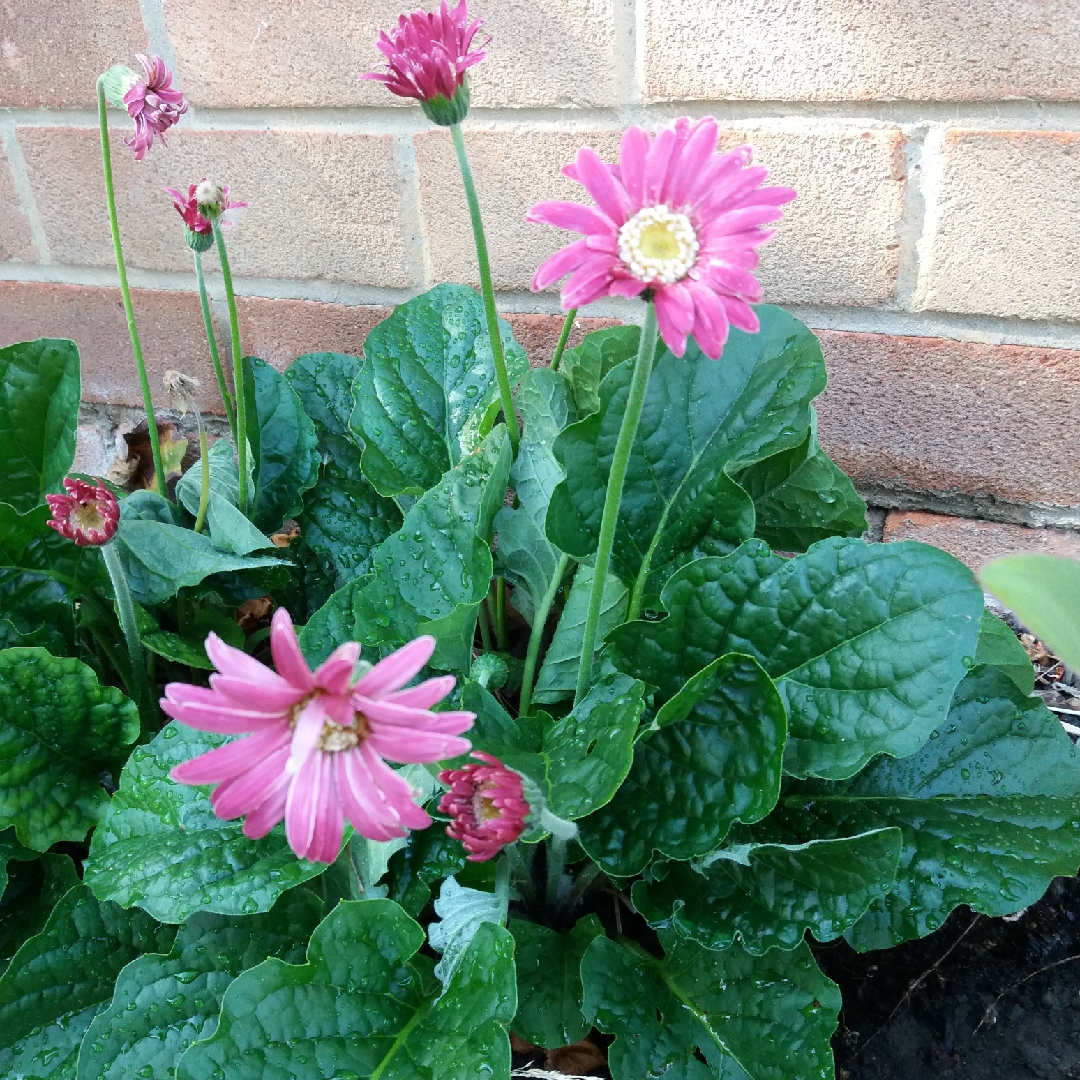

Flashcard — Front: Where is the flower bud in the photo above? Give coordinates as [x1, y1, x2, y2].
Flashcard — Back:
[420, 81, 471, 128]
[195, 179, 225, 214]
[99, 64, 138, 108]
[46, 478, 120, 547]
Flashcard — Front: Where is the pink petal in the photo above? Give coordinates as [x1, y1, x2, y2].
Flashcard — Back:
[561, 254, 620, 308]
[169, 722, 292, 785]
[607, 276, 649, 299]
[526, 201, 616, 237]
[654, 282, 696, 358]
[359, 744, 432, 829]
[269, 608, 315, 692]
[664, 118, 719, 208]
[353, 636, 436, 699]
[531, 239, 592, 291]
[618, 126, 651, 207]
[208, 675, 307, 713]
[573, 146, 632, 226]
[285, 751, 323, 859]
[306, 755, 344, 864]
[388, 674, 457, 708]
[643, 125, 677, 206]
[686, 145, 754, 206]
[211, 745, 291, 819]
[336, 751, 409, 841]
[314, 641, 361, 695]
[685, 281, 730, 359]
[366, 725, 472, 764]
[160, 685, 287, 734]
[287, 697, 327, 774]
[721, 296, 760, 333]
[205, 633, 291, 689]
[241, 781, 288, 839]
[361, 697, 475, 735]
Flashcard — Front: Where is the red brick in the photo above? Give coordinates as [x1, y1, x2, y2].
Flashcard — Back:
[0, 146, 35, 263]
[237, 297, 392, 372]
[883, 511, 1080, 571]
[504, 313, 623, 369]
[16, 127, 410, 286]
[815, 331, 1080, 509]
[0, 282, 223, 413]
[0, 0, 147, 107]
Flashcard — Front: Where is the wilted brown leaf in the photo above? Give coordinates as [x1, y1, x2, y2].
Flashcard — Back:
[544, 1038, 606, 1075]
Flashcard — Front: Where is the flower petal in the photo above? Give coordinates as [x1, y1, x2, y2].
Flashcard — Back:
[366, 726, 472, 764]
[531, 239, 592, 291]
[284, 750, 323, 859]
[208, 675, 307, 713]
[337, 750, 409, 841]
[160, 685, 287, 734]
[314, 641, 361, 695]
[526, 201, 616, 237]
[353, 636, 436, 699]
[210, 745, 291, 819]
[287, 697, 328, 774]
[388, 674, 457, 708]
[269, 608, 315, 691]
[573, 146, 632, 225]
[205, 632, 291, 688]
[169, 722, 292, 786]
[241, 781, 288, 839]
[654, 282, 696, 358]
[618, 125, 651, 207]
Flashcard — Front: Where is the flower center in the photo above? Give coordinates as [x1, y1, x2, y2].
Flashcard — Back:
[72, 504, 106, 531]
[617, 205, 699, 286]
[318, 723, 361, 753]
[474, 787, 501, 822]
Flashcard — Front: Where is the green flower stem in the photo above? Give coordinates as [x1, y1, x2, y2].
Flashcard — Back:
[101, 540, 152, 727]
[193, 425, 210, 534]
[478, 599, 494, 652]
[573, 301, 658, 706]
[450, 123, 519, 457]
[494, 851, 512, 924]
[550, 308, 578, 371]
[212, 219, 248, 514]
[561, 860, 602, 918]
[495, 577, 508, 653]
[505, 842, 536, 909]
[519, 552, 570, 717]
[546, 833, 568, 913]
[97, 76, 167, 500]
[194, 250, 236, 441]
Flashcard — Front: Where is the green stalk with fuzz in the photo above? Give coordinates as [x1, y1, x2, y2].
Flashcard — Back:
[450, 124, 519, 456]
[212, 220, 249, 514]
[550, 308, 578, 371]
[573, 302, 659, 706]
[97, 76, 167, 499]
[101, 541, 153, 730]
[519, 552, 570, 717]
[194, 250, 237, 441]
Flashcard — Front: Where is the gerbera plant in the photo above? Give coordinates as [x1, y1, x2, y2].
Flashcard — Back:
[1, 5, 1077, 1080]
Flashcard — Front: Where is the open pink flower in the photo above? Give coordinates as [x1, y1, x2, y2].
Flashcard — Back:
[123, 54, 187, 160]
[362, 1, 488, 123]
[45, 478, 120, 546]
[527, 118, 797, 359]
[165, 610, 474, 864]
[165, 179, 246, 241]
[438, 752, 529, 861]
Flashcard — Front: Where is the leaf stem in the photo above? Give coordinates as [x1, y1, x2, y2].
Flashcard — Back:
[212, 219, 248, 514]
[97, 76, 167, 500]
[193, 422, 210, 534]
[193, 249, 236, 441]
[550, 308, 578, 372]
[495, 850, 512, 924]
[478, 598, 493, 652]
[546, 833, 568, 913]
[561, 860, 602, 918]
[495, 576, 508, 652]
[519, 552, 570, 717]
[505, 842, 536, 909]
[101, 540, 153, 730]
[450, 123, 519, 457]
[573, 301, 658, 705]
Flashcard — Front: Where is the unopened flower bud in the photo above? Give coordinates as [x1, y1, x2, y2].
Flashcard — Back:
[195, 179, 225, 215]
[46, 478, 120, 547]
[100, 64, 138, 109]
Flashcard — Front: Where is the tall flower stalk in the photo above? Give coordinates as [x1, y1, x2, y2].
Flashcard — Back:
[214, 219, 248, 513]
[574, 303, 658, 705]
[194, 250, 237, 441]
[96, 75, 168, 499]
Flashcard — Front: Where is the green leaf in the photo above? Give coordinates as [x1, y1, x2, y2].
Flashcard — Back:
[428, 875, 505, 989]
[285, 351, 364, 473]
[351, 284, 529, 497]
[577, 653, 786, 878]
[83, 722, 329, 923]
[0, 828, 36, 898]
[547, 307, 824, 603]
[975, 609, 1035, 694]
[0, 852, 79, 973]
[298, 463, 403, 591]
[494, 368, 576, 621]
[559, 324, 640, 417]
[633, 828, 902, 955]
[980, 553, 1080, 674]
[0, 885, 175, 1078]
[510, 915, 602, 1050]
[761, 664, 1080, 950]
[0, 339, 80, 513]
[581, 932, 839, 1080]
[114, 495, 284, 606]
[74, 892, 322, 1080]
[177, 438, 242, 514]
[532, 562, 627, 704]
[610, 537, 984, 780]
[242, 356, 320, 533]
[733, 415, 867, 552]
[386, 827, 468, 917]
[176, 899, 516, 1080]
[0, 648, 138, 850]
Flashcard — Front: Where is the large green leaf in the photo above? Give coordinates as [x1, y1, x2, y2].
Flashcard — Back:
[285, 351, 364, 473]
[0, 885, 175, 1079]
[494, 367, 575, 622]
[559, 324, 640, 417]
[633, 828, 902, 955]
[610, 537, 984, 780]
[351, 284, 528, 497]
[427, 875, 505, 988]
[176, 899, 516, 1080]
[297, 463, 402, 591]
[0, 339, 80, 513]
[0, 648, 138, 851]
[461, 672, 643, 822]
[577, 653, 786, 878]
[760, 664, 1080, 950]
[532, 562, 627, 704]
[980, 553, 1080, 674]
[581, 932, 839, 1080]
[547, 307, 823, 605]
[74, 892, 322, 1080]
[307, 426, 512, 673]
[975, 609, 1035, 694]
[733, 415, 866, 552]
[0, 852, 79, 974]
[83, 722, 329, 923]
[242, 355, 320, 532]
[386, 827, 468, 917]
[176, 438, 242, 515]
[510, 915, 602, 1050]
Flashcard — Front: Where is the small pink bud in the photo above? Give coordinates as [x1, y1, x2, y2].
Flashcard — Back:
[438, 751, 529, 861]
[45, 478, 120, 547]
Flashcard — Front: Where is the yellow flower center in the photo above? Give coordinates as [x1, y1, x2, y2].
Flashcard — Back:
[617, 205, 699, 286]
[72, 504, 106, 531]
[474, 787, 501, 821]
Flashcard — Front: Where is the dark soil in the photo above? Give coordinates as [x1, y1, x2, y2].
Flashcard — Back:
[816, 876, 1080, 1080]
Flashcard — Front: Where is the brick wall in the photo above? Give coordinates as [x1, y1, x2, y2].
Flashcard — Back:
[2, 0, 1079, 568]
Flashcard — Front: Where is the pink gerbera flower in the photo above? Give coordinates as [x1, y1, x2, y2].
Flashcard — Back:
[165, 179, 247, 250]
[45, 477, 120, 546]
[361, 1, 489, 125]
[438, 752, 529, 861]
[123, 54, 187, 160]
[527, 118, 797, 359]
[165, 610, 474, 864]
[165, 183, 213, 237]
